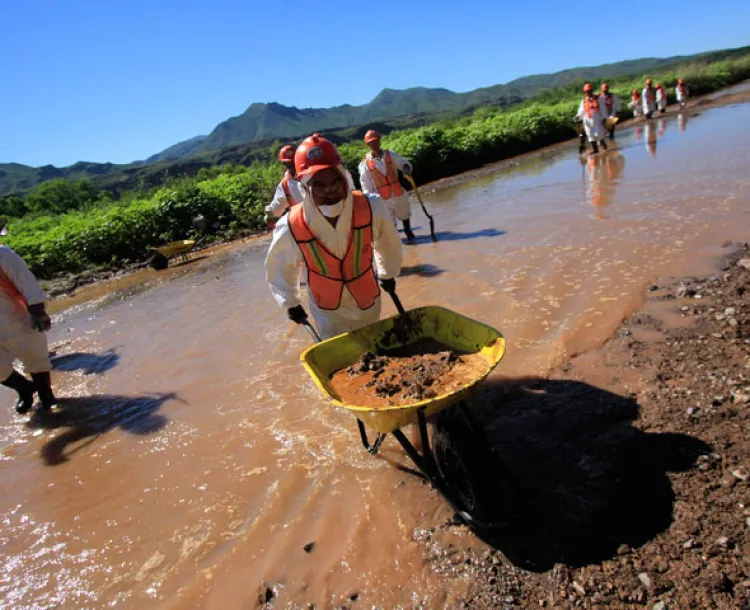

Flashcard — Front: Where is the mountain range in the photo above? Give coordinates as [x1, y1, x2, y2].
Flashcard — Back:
[1, 47, 743, 197]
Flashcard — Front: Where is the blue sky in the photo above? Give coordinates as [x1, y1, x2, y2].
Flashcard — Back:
[2, 0, 748, 167]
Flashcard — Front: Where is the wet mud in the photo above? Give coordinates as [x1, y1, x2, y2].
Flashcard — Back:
[331, 341, 487, 407]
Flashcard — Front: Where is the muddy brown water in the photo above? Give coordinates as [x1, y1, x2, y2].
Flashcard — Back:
[2, 101, 750, 609]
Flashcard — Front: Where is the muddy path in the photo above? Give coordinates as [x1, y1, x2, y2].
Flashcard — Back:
[0, 94, 749, 609]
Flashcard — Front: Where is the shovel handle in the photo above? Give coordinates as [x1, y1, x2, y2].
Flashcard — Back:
[384, 286, 406, 314]
[300, 321, 322, 343]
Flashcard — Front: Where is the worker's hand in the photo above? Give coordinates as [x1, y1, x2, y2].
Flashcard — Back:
[401, 163, 413, 175]
[379, 278, 396, 294]
[31, 314, 52, 332]
[287, 305, 308, 324]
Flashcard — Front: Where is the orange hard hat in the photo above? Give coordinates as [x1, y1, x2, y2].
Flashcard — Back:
[601, 83, 609, 91]
[294, 134, 343, 178]
[655, 82, 661, 88]
[364, 129, 381, 143]
[646, 78, 653, 86]
[583, 83, 593, 93]
[678, 78, 684, 85]
[633, 89, 639, 95]
[278, 145, 295, 163]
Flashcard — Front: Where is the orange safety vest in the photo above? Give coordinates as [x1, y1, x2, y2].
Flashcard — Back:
[645, 87, 655, 102]
[657, 86, 666, 99]
[0, 268, 28, 308]
[583, 95, 601, 118]
[632, 91, 640, 103]
[281, 172, 302, 207]
[288, 191, 380, 311]
[365, 151, 404, 200]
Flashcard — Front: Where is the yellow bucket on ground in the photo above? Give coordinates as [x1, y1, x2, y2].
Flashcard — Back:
[153, 240, 196, 257]
[300, 306, 506, 433]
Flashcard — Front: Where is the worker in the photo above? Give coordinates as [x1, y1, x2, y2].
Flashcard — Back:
[628, 89, 643, 120]
[676, 78, 689, 108]
[265, 144, 305, 224]
[655, 83, 668, 113]
[265, 134, 403, 340]
[575, 83, 608, 155]
[642, 78, 656, 119]
[0, 235, 57, 415]
[358, 130, 417, 243]
[599, 83, 622, 139]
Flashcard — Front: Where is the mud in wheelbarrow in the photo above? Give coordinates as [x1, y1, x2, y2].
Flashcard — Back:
[300, 306, 516, 534]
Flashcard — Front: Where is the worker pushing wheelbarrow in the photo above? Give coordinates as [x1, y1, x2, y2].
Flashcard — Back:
[265, 135, 514, 534]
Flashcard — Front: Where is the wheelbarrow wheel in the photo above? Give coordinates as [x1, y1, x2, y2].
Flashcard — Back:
[150, 253, 168, 270]
[432, 410, 503, 522]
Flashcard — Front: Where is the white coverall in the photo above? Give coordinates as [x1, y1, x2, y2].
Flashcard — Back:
[358, 150, 412, 224]
[0, 246, 51, 379]
[656, 88, 668, 112]
[600, 93, 622, 117]
[264, 172, 305, 219]
[642, 87, 656, 116]
[628, 96, 643, 118]
[676, 84, 689, 107]
[576, 96, 607, 143]
[265, 189, 403, 340]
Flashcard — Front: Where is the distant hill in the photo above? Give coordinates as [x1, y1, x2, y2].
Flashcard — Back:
[2, 46, 748, 197]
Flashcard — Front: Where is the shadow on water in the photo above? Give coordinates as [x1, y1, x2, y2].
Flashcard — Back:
[399, 264, 445, 278]
[435, 377, 710, 571]
[26, 392, 179, 466]
[407, 228, 506, 245]
[51, 347, 121, 375]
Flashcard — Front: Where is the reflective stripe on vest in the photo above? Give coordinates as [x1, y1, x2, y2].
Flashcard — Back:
[281, 173, 302, 207]
[288, 191, 380, 311]
[365, 151, 404, 200]
[584, 96, 601, 118]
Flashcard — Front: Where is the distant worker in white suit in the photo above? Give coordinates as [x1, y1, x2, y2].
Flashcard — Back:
[576, 83, 608, 155]
[642, 78, 656, 119]
[358, 130, 417, 243]
[675, 78, 689, 108]
[265, 144, 305, 225]
[0, 236, 57, 416]
[629, 89, 643, 119]
[599, 83, 622, 139]
[655, 83, 668, 113]
[265, 134, 403, 340]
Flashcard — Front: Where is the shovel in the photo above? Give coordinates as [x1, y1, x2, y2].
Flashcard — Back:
[405, 175, 437, 241]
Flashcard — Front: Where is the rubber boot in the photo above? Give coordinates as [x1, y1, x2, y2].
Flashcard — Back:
[600, 138, 608, 151]
[2, 370, 36, 414]
[590, 141, 600, 155]
[578, 134, 586, 154]
[402, 219, 416, 244]
[31, 372, 57, 411]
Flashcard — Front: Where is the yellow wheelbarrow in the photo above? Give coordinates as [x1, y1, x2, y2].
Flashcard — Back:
[148, 239, 199, 270]
[296, 288, 513, 533]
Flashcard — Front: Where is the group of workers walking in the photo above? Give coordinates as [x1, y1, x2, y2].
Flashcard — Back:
[576, 77, 689, 155]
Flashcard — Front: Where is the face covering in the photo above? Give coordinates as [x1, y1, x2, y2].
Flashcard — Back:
[319, 201, 344, 218]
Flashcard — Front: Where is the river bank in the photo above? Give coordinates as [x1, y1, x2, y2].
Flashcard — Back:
[418, 244, 750, 609]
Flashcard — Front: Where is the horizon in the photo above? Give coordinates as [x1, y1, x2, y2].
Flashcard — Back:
[3, 0, 749, 167]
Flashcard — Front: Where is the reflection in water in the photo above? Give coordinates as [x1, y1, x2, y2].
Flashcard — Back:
[657, 117, 667, 138]
[635, 124, 643, 142]
[678, 112, 688, 133]
[582, 147, 625, 218]
[646, 121, 657, 157]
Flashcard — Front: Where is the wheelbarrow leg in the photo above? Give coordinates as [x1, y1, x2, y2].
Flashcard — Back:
[357, 419, 386, 455]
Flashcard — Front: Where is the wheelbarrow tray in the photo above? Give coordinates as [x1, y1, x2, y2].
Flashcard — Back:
[300, 306, 506, 434]
[152, 239, 196, 257]
[605, 117, 620, 130]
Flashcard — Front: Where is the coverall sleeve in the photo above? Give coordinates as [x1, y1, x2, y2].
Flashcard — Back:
[0, 246, 45, 305]
[613, 94, 622, 113]
[264, 218, 303, 309]
[367, 195, 403, 279]
[265, 183, 289, 218]
[575, 100, 586, 121]
[359, 161, 377, 196]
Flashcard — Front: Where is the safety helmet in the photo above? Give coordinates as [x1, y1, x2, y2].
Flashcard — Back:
[583, 83, 593, 93]
[678, 78, 684, 85]
[278, 145, 295, 163]
[633, 89, 639, 95]
[601, 83, 609, 92]
[294, 134, 343, 179]
[364, 129, 381, 143]
[655, 83, 661, 89]
[646, 78, 653, 86]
